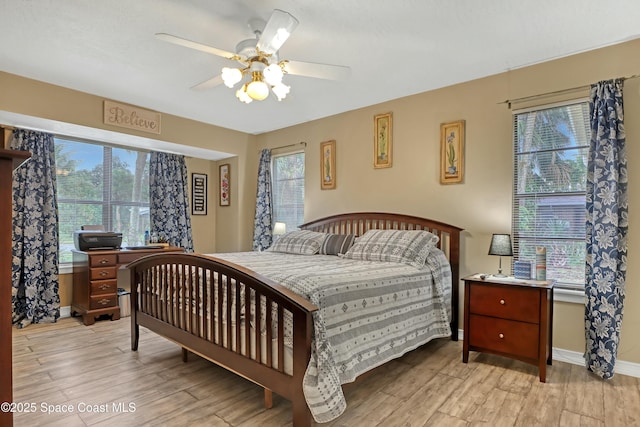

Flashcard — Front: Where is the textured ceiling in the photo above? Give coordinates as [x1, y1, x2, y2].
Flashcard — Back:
[1, 0, 640, 135]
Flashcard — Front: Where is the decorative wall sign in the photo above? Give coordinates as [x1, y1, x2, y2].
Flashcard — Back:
[320, 140, 336, 190]
[440, 120, 465, 184]
[219, 164, 230, 206]
[103, 100, 161, 135]
[191, 173, 208, 215]
[374, 112, 392, 168]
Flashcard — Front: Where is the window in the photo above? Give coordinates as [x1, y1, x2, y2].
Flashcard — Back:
[271, 151, 305, 233]
[55, 138, 150, 263]
[512, 101, 590, 290]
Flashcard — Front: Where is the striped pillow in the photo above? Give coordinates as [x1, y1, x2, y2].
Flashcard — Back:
[342, 229, 439, 268]
[319, 234, 356, 255]
[267, 230, 326, 255]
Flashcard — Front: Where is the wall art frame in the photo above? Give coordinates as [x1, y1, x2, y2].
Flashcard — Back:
[219, 164, 230, 206]
[191, 172, 208, 215]
[440, 120, 465, 184]
[374, 112, 392, 168]
[320, 140, 336, 190]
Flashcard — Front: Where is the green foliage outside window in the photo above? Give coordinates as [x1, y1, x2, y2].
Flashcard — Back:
[55, 139, 150, 263]
[513, 102, 589, 288]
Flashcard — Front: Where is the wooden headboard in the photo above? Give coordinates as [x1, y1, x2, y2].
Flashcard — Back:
[300, 212, 462, 340]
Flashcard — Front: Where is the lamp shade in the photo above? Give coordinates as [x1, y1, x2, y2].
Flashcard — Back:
[488, 234, 513, 256]
[273, 222, 287, 236]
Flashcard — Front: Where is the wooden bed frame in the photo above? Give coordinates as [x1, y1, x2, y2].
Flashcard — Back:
[127, 212, 462, 426]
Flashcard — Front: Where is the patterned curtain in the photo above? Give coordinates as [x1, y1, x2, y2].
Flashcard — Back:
[11, 129, 60, 328]
[252, 149, 273, 251]
[584, 79, 628, 379]
[149, 152, 194, 252]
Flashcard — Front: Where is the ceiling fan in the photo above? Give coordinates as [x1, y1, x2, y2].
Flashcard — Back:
[156, 9, 350, 103]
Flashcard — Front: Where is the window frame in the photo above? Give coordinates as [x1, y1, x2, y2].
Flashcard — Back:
[511, 98, 590, 298]
[270, 150, 305, 234]
[55, 137, 150, 267]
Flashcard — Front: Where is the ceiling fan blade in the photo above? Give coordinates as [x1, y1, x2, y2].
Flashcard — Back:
[283, 60, 351, 81]
[156, 33, 242, 60]
[190, 75, 223, 91]
[256, 9, 298, 54]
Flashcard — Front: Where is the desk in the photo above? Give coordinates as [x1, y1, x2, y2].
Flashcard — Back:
[71, 246, 183, 325]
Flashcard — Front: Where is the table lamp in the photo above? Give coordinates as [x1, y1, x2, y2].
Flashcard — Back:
[273, 222, 286, 239]
[488, 233, 513, 277]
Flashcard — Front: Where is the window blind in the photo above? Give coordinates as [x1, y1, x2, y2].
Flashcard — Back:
[512, 101, 590, 290]
[271, 151, 305, 233]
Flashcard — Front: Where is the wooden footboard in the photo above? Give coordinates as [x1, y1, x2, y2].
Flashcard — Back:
[127, 253, 318, 426]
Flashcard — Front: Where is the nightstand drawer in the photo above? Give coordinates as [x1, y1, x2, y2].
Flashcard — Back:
[468, 314, 539, 360]
[91, 280, 117, 295]
[89, 294, 117, 309]
[469, 283, 540, 323]
[90, 266, 117, 280]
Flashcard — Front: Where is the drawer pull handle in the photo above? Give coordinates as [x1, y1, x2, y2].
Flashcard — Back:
[99, 258, 109, 264]
[99, 284, 110, 290]
[499, 333, 504, 339]
[99, 271, 109, 277]
[499, 299, 505, 305]
[98, 299, 110, 306]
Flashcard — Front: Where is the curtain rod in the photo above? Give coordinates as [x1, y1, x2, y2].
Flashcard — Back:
[500, 73, 640, 108]
[265, 141, 307, 151]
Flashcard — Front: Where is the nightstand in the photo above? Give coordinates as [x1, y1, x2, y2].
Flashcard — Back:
[462, 274, 554, 382]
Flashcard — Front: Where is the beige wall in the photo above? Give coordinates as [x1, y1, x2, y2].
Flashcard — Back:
[2, 38, 640, 364]
[0, 71, 255, 306]
[255, 39, 640, 363]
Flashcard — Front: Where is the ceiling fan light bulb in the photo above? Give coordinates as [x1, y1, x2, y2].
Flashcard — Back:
[247, 80, 269, 101]
[263, 64, 283, 86]
[221, 67, 243, 88]
[272, 83, 290, 101]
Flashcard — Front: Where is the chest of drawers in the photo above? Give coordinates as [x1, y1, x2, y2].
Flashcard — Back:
[71, 247, 182, 325]
[462, 275, 554, 382]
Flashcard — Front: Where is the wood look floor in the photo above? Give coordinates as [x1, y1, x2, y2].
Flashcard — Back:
[11, 317, 640, 427]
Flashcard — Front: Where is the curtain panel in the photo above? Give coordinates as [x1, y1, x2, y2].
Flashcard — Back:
[149, 152, 194, 252]
[11, 129, 60, 328]
[584, 79, 628, 379]
[252, 149, 273, 251]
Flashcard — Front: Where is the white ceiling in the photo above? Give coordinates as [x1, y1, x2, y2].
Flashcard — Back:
[2, 0, 640, 135]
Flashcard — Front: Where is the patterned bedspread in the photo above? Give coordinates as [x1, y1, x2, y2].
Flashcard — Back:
[212, 249, 452, 423]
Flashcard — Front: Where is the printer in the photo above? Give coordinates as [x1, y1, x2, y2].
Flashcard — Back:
[74, 231, 123, 251]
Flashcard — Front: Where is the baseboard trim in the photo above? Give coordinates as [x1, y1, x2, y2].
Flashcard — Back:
[458, 329, 640, 378]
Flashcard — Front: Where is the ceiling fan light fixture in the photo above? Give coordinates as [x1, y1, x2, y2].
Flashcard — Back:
[272, 83, 290, 101]
[246, 72, 270, 100]
[221, 67, 243, 88]
[263, 63, 283, 86]
[236, 84, 253, 103]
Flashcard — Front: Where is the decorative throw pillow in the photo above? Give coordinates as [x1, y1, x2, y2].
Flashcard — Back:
[342, 229, 439, 268]
[319, 234, 357, 255]
[267, 230, 326, 255]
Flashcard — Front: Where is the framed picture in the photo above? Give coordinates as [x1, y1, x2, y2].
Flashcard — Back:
[374, 112, 392, 168]
[191, 173, 208, 215]
[320, 140, 336, 190]
[440, 120, 465, 184]
[219, 164, 230, 206]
